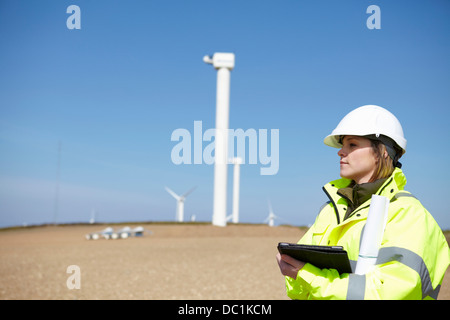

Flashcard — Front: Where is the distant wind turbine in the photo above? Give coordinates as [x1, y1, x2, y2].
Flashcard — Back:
[264, 200, 279, 227]
[231, 157, 242, 224]
[165, 186, 197, 222]
[226, 157, 243, 224]
[89, 208, 96, 224]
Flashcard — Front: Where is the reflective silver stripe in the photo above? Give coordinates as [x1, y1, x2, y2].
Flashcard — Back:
[376, 247, 437, 299]
[391, 191, 418, 201]
[318, 201, 331, 215]
[349, 259, 357, 273]
[347, 274, 366, 300]
[347, 248, 438, 299]
[428, 285, 441, 300]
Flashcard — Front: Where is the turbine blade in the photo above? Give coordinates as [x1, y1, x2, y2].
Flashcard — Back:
[182, 186, 197, 198]
[165, 187, 180, 200]
[268, 199, 273, 214]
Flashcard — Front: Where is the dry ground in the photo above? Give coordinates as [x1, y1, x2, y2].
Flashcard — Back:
[0, 223, 448, 300]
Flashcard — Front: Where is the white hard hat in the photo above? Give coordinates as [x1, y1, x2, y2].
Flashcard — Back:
[324, 105, 407, 155]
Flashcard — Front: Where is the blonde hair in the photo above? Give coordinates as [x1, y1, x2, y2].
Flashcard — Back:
[369, 140, 395, 182]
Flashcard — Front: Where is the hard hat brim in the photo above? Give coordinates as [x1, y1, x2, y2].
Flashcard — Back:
[323, 133, 406, 156]
[323, 134, 342, 149]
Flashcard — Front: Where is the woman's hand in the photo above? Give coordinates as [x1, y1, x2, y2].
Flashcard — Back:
[276, 253, 306, 279]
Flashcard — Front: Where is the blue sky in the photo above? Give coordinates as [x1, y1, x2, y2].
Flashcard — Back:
[0, 0, 449, 229]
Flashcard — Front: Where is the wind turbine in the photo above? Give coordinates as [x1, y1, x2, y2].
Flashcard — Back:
[264, 200, 279, 227]
[165, 186, 197, 222]
[231, 157, 242, 224]
[204, 52, 235, 227]
[89, 208, 96, 224]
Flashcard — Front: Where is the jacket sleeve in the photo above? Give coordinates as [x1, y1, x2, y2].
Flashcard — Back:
[285, 263, 352, 300]
[284, 212, 354, 300]
[361, 200, 450, 300]
[285, 200, 450, 300]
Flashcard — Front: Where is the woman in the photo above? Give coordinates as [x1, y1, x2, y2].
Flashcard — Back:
[277, 105, 449, 300]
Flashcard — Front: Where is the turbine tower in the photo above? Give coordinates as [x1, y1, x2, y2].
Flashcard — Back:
[203, 52, 235, 227]
[165, 186, 197, 222]
[231, 157, 242, 224]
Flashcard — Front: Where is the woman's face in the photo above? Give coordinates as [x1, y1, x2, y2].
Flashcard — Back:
[338, 135, 377, 184]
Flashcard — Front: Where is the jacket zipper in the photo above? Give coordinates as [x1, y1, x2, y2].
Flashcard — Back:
[322, 186, 340, 225]
[341, 177, 395, 220]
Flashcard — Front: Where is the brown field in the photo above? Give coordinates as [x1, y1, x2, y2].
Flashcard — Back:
[0, 223, 448, 300]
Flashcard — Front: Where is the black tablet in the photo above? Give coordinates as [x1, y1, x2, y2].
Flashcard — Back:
[277, 242, 352, 274]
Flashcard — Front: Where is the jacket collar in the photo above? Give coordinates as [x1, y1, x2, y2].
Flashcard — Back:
[338, 178, 387, 220]
[322, 168, 407, 224]
[324, 168, 406, 198]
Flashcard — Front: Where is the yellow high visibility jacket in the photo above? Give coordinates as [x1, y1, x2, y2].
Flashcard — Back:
[285, 168, 450, 300]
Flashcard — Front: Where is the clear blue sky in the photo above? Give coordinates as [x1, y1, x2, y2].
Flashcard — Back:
[0, 0, 449, 229]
